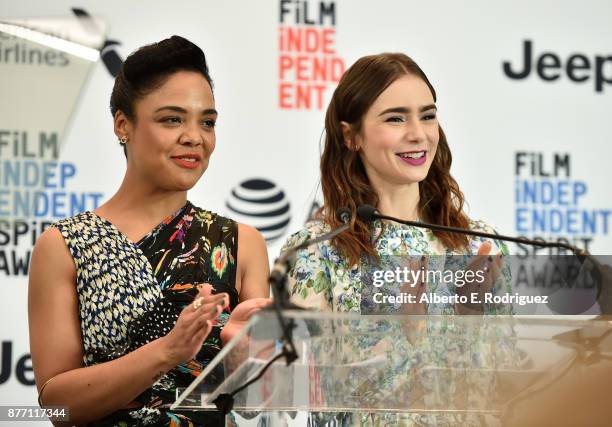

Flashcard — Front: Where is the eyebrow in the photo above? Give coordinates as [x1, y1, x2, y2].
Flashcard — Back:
[154, 106, 218, 115]
[378, 104, 437, 116]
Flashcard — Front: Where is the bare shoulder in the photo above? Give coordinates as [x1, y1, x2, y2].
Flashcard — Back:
[237, 222, 265, 243]
[33, 226, 67, 252]
[236, 222, 268, 264]
[30, 226, 75, 285]
[236, 223, 269, 299]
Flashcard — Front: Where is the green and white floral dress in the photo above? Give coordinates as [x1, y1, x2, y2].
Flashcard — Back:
[281, 218, 517, 427]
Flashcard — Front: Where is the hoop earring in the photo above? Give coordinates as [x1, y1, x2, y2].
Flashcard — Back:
[119, 136, 128, 145]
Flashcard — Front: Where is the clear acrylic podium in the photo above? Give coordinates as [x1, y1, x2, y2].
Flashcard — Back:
[171, 310, 612, 425]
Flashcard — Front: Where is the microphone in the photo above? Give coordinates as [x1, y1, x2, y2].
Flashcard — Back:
[356, 204, 612, 310]
[356, 204, 377, 223]
[356, 204, 588, 257]
[336, 207, 352, 225]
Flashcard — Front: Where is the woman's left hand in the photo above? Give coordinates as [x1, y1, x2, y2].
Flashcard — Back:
[220, 298, 272, 345]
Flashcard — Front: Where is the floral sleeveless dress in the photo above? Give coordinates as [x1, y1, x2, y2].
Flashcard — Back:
[54, 201, 238, 426]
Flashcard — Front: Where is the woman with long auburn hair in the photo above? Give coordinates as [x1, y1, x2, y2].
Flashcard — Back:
[281, 52, 514, 426]
[283, 52, 511, 314]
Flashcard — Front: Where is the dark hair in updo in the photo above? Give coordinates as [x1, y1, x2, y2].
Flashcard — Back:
[110, 35, 213, 121]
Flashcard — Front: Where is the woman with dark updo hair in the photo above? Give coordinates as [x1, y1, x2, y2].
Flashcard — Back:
[28, 35, 270, 426]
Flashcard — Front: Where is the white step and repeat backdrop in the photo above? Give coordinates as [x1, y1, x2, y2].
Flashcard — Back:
[1, 0, 611, 414]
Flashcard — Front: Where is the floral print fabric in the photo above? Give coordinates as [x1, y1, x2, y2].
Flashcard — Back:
[54, 201, 238, 426]
[282, 218, 517, 426]
[284, 218, 512, 314]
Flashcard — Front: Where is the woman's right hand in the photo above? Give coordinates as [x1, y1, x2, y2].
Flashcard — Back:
[160, 284, 229, 365]
[455, 241, 503, 315]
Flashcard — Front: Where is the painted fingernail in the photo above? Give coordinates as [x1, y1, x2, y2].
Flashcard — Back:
[211, 306, 217, 315]
[488, 256, 493, 263]
[421, 256, 426, 262]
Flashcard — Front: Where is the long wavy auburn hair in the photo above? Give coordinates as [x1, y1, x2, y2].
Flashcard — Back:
[320, 53, 471, 266]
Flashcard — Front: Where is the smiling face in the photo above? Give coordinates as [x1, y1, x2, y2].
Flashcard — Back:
[117, 70, 217, 192]
[352, 74, 439, 190]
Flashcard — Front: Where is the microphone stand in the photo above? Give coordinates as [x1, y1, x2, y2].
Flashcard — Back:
[212, 211, 351, 414]
[358, 204, 588, 257]
[358, 204, 611, 312]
